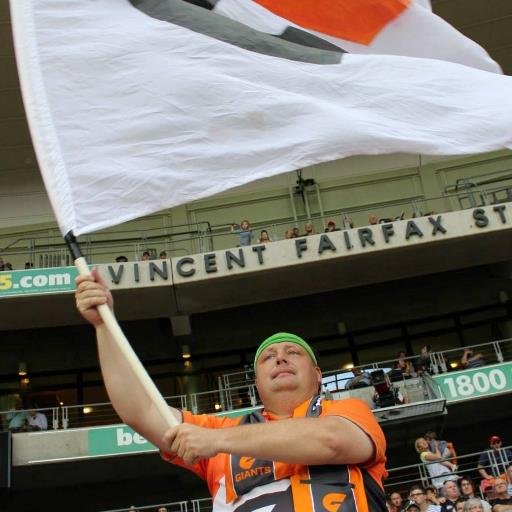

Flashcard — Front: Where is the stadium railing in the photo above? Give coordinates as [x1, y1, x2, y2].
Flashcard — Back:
[1, 338, 510, 430]
[94, 444, 512, 511]
[1, 185, 510, 269]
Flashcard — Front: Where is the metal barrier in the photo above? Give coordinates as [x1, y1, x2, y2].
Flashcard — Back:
[189, 384, 256, 415]
[97, 444, 512, 509]
[61, 395, 187, 429]
[220, 338, 512, 391]
[1, 186, 511, 268]
[429, 338, 509, 374]
[1, 339, 510, 432]
[386, 444, 512, 496]
[0, 406, 58, 432]
[190, 498, 213, 512]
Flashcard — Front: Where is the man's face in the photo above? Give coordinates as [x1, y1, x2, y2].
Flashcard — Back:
[410, 489, 426, 505]
[491, 438, 502, 450]
[493, 479, 508, 496]
[444, 481, 460, 500]
[390, 493, 402, 506]
[460, 479, 474, 496]
[255, 342, 321, 402]
[455, 502, 465, 512]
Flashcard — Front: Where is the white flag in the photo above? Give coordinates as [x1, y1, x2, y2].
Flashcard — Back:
[10, 0, 512, 236]
[210, 0, 500, 73]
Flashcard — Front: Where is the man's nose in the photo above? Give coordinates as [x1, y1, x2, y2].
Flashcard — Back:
[275, 352, 288, 364]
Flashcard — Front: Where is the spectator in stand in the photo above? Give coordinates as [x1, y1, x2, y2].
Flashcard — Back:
[142, 250, 151, 261]
[502, 464, 512, 496]
[26, 407, 48, 431]
[369, 214, 379, 225]
[284, 228, 294, 239]
[303, 222, 315, 236]
[417, 344, 434, 374]
[426, 486, 445, 508]
[7, 397, 27, 432]
[325, 219, 340, 232]
[425, 431, 457, 465]
[389, 491, 404, 512]
[345, 367, 372, 389]
[115, 255, 128, 262]
[396, 351, 415, 378]
[159, 251, 167, 259]
[478, 436, 512, 483]
[441, 480, 461, 512]
[157, 507, 168, 512]
[24, 262, 34, 269]
[459, 477, 491, 512]
[343, 215, 354, 229]
[7, 409, 27, 432]
[4, 262, 13, 270]
[463, 499, 486, 512]
[230, 219, 253, 246]
[455, 499, 467, 512]
[292, 227, 300, 238]
[489, 478, 512, 511]
[405, 503, 421, 512]
[414, 437, 458, 491]
[460, 348, 486, 369]
[258, 230, 271, 244]
[409, 484, 441, 511]
[0, 256, 4, 271]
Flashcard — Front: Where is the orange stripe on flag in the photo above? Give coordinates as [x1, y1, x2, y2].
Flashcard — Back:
[253, 0, 412, 45]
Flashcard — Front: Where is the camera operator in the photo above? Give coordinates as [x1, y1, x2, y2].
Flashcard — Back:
[371, 370, 406, 408]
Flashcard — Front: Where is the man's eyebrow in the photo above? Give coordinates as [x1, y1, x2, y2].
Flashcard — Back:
[283, 343, 304, 351]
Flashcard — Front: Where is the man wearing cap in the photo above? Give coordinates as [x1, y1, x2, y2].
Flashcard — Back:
[478, 436, 512, 482]
[76, 270, 388, 511]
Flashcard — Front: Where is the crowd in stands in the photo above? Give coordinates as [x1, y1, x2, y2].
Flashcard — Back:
[0, 211, 446, 270]
[387, 433, 512, 511]
[342, 342, 488, 411]
[227, 210, 442, 248]
[115, 250, 168, 263]
[3, 397, 48, 433]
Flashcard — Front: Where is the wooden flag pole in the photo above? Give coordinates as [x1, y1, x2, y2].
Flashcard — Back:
[65, 231, 178, 428]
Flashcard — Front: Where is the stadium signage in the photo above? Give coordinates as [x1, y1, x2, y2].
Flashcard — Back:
[172, 205, 509, 279]
[0, 267, 79, 297]
[0, 204, 509, 295]
[86, 412, 254, 456]
[432, 361, 512, 402]
[88, 425, 157, 456]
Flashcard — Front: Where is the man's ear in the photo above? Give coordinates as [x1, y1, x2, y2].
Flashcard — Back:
[316, 366, 322, 386]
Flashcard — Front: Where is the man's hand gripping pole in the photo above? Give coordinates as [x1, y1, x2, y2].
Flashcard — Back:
[65, 231, 178, 428]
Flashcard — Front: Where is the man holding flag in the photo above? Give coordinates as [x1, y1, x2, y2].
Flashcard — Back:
[76, 270, 387, 511]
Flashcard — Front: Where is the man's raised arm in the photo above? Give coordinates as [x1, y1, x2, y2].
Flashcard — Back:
[75, 269, 181, 450]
